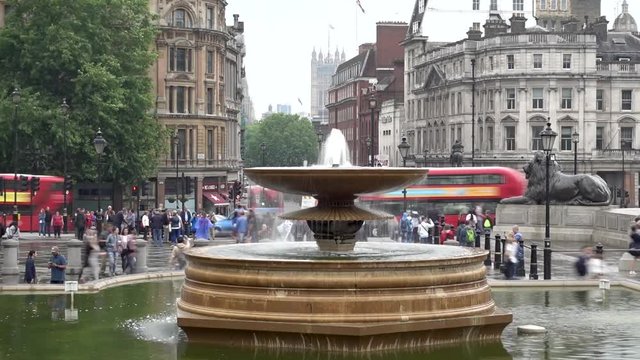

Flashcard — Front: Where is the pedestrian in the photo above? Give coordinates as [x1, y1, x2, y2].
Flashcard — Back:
[411, 211, 420, 243]
[170, 211, 182, 244]
[124, 229, 137, 274]
[105, 227, 119, 277]
[628, 225, 640, 275]
[141, 211, 150, 241]
[170, 236, 191, 270]
[118, 228, 130, 273]
[5, 221, 20, 239]
[74, 208, 85, 240]
[125, 209, 136, 233]
[150, 210, 164, 246]
[247, 209, 257, 242]
[235, 210, 248, 243]
[52, 211, 64, 238]
[482, 210, 494, 236]
[163, 210, 171, 244]
[48, 246, 67, 284]
[24, 250, 37, 284]
[38, 209, 46, 237]
[194, 212, 213, 241]
[575, 246, 592, 277]
[78, 227, 100, 282]
[418, 216, 434, 244]
[511, 225, 525, 265]
[44, 206, 52, 237]
[181, 207, 193, 236]
[208, 213, 217, 240]
[114, 209, 124, 232]
[439, 224, 455, 244]
[503, 233, 518, 279]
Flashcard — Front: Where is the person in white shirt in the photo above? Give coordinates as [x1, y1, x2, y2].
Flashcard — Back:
[141, 211, 150, 241]
[418, 216, 435, 244]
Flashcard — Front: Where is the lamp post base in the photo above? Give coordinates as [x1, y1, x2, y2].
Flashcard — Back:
[543, 239, 551, 280]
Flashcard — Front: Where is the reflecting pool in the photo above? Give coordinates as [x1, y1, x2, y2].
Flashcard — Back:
[1, 280, 638, 359]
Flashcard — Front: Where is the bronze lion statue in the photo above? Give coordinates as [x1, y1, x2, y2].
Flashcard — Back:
[501, 152, 611, 206]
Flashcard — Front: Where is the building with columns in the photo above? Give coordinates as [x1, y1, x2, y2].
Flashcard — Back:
[404, 0, 640, 206]
[150, 0, 244, 213]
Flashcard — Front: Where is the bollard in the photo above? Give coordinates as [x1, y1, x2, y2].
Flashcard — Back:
[1, 239, 19, 275]
[134, 239, 148, 274]
[484, 231, 491, 266]
[493, 234, 502, 270]
[543, 240, 552, 280]
[475, 230, 481, 248]
[67, 239, 84, 275]
[529, 243, 539, 280]
[516, 238, 526, 277]
[500, 236, 507, 274]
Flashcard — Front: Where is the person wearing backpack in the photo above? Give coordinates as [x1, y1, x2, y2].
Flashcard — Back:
[482, 210, 494, 235]
[463, 222, 476, 247]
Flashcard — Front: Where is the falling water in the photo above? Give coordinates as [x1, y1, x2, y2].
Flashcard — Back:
[318, 129, 352, 167]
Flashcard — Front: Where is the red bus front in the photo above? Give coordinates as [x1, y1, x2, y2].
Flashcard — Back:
[0, 174, 71, 231]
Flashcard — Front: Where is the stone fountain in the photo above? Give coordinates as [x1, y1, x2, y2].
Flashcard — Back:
[177, 129, 512, 352]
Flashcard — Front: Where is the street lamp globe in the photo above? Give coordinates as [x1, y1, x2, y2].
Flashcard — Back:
[368, 95, 377, 110]
[540, 122, 557, 153]
[11, 88, 20, 104]
[365, 137, 372, 148]
[317, 130, 324, 144]
[60, 98, 69, 114]
[260, 142, 266, 152]
[572, 131, 579, 145]
[398, 136, 410, 160]
[93, 128, 107, 154]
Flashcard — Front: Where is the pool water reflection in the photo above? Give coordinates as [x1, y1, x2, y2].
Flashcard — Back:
[0, 281, 638, 360]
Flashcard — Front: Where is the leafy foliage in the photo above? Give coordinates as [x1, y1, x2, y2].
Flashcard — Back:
[0, 0, 166, 184]
[245, 113, 318, 167]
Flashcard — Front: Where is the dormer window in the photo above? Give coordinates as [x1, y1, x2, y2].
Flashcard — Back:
[619, 57, 631, 62]
[169, 8, 192, 28]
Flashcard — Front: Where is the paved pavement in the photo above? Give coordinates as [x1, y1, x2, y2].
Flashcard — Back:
[0, 232, 635, 284]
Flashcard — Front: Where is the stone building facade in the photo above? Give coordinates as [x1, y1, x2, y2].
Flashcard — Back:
[150, 0, 244, 213]
[311, 49, 344, 125]
[404, 0, 640, 206]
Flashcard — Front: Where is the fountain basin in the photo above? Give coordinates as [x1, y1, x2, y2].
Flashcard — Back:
[177, 242, 512, 352]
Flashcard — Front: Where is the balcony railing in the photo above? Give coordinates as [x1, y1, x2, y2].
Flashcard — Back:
[593, 148, 640, 158]
[596, 63, 638, 74]
[160, 159, 240, 169]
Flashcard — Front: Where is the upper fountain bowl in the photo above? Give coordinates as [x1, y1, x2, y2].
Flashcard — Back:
[244, 167, 427, 198]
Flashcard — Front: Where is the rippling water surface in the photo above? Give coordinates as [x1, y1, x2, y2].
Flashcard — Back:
[1, 280, 639, 359]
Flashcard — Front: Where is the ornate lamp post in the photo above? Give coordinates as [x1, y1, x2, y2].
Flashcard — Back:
[365, 137, 372, 165]
[572, 131, 579, 175]
[471, 59, 476, 167]
[368, 95, 377, 167]
[260, 142, 266, 166]
[93, 129, 107, 218]
[172, 133, 180, 210]
[60, 99, 70, 232]
[621, 136, 629, 208]
[11, 88, 20, 222]
[316, 130, 324, 156]
[398, 136, 411, 212]
[540, 121, 557, 280]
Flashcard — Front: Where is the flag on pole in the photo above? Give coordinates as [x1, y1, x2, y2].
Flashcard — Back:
[356, 0, 365, 13]
[329, 24, 335, 30]
[297, 98, 303, 106]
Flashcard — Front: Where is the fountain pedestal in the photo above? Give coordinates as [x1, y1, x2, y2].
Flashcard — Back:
[177, 243, 512, 352]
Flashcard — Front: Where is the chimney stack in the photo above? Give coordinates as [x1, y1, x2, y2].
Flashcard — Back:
[233, 14, 239, 28]
[590, 16, 609, 43]
[509, 13, 527, 34]
[467, 22, 483, 40]
[484, 13, 509, 38]
[563, 17, 580, 33]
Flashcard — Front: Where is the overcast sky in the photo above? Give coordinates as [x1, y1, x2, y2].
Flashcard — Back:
[226, 0, 636, 118]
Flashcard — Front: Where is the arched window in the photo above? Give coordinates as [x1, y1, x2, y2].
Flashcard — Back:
[169, 8, 193, 28]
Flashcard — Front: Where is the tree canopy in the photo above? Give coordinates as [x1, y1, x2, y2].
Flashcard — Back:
[245, 113, 318, 167]
[0, 0, 166, 184]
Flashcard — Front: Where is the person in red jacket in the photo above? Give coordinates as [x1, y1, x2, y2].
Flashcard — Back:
[52, 211, 64, 239]
[439, 224, 455, 245]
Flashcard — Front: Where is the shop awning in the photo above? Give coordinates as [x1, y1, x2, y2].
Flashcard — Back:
[203, 191, 229, 206]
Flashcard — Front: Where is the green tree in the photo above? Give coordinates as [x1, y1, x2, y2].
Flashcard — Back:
[0, 0, 166, 184]
[245, 113, 318, 167]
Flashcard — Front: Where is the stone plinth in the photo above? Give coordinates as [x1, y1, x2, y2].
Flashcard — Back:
[495, 204, 611, 246]
[1, 239, 19, 275]
[134, 239, 148, 273]
[66, 239, 83, 275]
[177, 242, 511, 352]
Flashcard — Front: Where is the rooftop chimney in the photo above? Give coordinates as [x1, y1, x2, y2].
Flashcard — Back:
[467, 23, 483, 40]
[590, 16, 609, 43]
[359, 43, 375, 54]
[233, 14, 239, 28]
[562, 17, 580, 33]
[510, 13, 527, 34]
[484, 13, 509, 38]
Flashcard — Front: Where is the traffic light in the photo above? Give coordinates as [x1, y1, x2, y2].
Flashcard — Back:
[132, 185, 139, 196]
[30, 177, 40, 194]
[234, 181, 242, 198]
[64, 175, 73, 191]
[19, 175, 29, 191]
[185, 176, 193, 194]
[142, 181, 151, 196]
[0, 178, 4, 196]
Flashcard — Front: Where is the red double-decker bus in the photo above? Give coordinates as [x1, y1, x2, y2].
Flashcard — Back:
[358, 167, 526, 229]
[0, 174, 71, 231]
